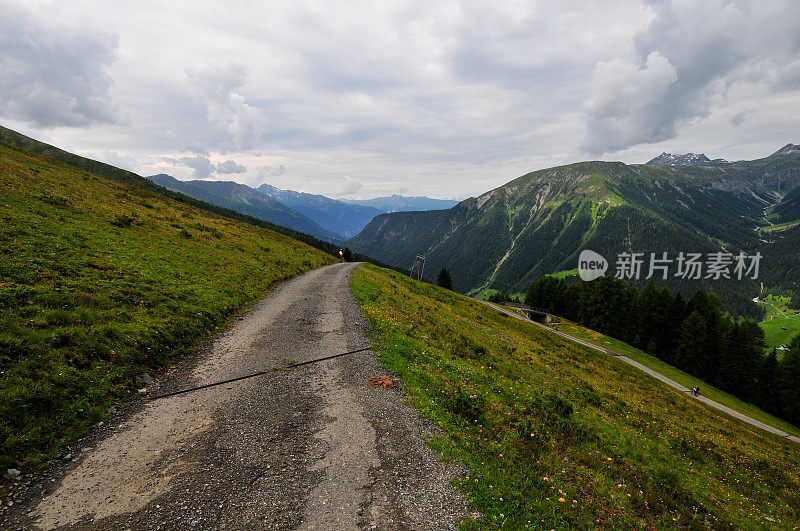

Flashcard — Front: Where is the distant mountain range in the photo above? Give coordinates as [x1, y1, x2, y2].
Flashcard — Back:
[351, 144, 800, 316]
[148, 174, 336, 240]
[343, 195, 458, 213]
[143, 176, 455, 241]
[256, 184, 382, 238]
[646, 152, 729, 166]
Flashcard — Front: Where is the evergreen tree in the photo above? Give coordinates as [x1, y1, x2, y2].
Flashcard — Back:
[780, 334, 800, 424]
[687, 290, 728, 382]
[436, 268, 453, 290]
[756, 349, 780, 414]
[720, 323, 749, 398]
[677, 311, 707, 373]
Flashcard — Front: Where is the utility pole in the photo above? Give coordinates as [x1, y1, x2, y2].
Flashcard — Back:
[410, 255, 426, 281]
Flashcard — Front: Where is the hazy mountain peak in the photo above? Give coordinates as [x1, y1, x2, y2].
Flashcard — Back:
[343, 195, 458, 213]
[772, 143, 800, 155]
[647, 152, 714, 166]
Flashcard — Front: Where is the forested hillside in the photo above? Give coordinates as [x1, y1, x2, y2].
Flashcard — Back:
[526, 276, 800, 425]
[351, 148, 800, 317]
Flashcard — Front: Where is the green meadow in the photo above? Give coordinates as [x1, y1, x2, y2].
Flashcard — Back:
[353, 263, 800, 529]
[546, 317, 800, 439]
[0, 144, 334, 469]
[757, 294, 800, 353]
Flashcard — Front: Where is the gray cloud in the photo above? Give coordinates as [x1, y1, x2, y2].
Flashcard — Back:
[164, 154, 246, 179]
[582, 0, 800, 154]
[4, 1, 799, 199]
[335, 176, 363, 197]
[257, 165, 287, 178]
[730, 109, 754, 128]
[214, 160, 247, 174]
[0, 2, 118, 127]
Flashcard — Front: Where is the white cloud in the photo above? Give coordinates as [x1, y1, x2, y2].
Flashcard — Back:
[214, 160, 247, 174]
[0, 2, 118, 127]
[186, 64, 265, 153]
[582, 52, 678, 153]
[257, 165, 287, 179]
[582, 0, 800, 154]
[164, 154, 247, 179]
[3, 0, 799, 198]
[335, 176, 363, 197]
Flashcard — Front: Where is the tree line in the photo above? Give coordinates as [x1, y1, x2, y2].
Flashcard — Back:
[525, 275, 800, 426]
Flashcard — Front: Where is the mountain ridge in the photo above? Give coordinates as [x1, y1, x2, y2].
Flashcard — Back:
[146, 174, 336, 241]
[350, 146, 800, 315]
[344, 194, 458, 212]
[256, 183, 382, 238]
[646, 152, 729, 166]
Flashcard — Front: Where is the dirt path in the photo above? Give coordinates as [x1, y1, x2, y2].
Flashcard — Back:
[478, 300, 800, 445]
[5, 263, 466, 529]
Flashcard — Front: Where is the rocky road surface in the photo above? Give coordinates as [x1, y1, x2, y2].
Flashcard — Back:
[4, 263, 466, 529]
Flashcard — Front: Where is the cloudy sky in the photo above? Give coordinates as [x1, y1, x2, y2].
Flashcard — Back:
[2, 0, 799, 199]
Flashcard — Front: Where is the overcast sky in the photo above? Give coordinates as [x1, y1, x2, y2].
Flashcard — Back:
[2, 0, 799, 199]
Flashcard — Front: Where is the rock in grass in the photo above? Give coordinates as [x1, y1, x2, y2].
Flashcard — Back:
[6, 469, 20, 479]
[134, 373, 155, 387]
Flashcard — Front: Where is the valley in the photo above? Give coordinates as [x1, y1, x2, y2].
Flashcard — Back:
[351, 146, 800, 320]
[1, 130, 799, 528]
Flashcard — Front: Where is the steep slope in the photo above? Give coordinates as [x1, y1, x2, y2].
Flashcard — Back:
[0, 125, 346, 255]
[767, 184, 800, 224]
[345, 194, 458, 213]
[351, 149, 800, 312]
[758, 222, 800, 305]
[148, 174, 336, 241]
[0, 125, 161, 191]
[0, 143, 334, 468]
[257, 183, 382, 238]
[353, 264, 800, 528]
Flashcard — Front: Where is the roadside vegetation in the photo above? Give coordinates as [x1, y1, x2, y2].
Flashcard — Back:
[526, 275, 800, 427]
[0, 144, 334, 470]
[542, 318, 800, 439]
[353, 263, 800, 528]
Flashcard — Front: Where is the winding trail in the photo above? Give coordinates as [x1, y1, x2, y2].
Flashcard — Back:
[5, 263, 466, 530]
[478, 300, 800, 446]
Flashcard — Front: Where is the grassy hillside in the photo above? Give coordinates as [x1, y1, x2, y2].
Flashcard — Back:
[0, 143, 334, 469]
[767, 185, 800, 224]
[353, 264, 800, 528]
[0, 125, 349, 256]
[542, 315, 800, 438]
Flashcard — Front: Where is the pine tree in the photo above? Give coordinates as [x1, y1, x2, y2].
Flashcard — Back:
[779, 334, 800, 423]
[677, 310, 707, 373]
[436, 268, 453, 290]
[756, 349, 780, 414]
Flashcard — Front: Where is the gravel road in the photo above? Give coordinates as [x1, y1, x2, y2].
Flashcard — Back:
[4, 263, 466, 530]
